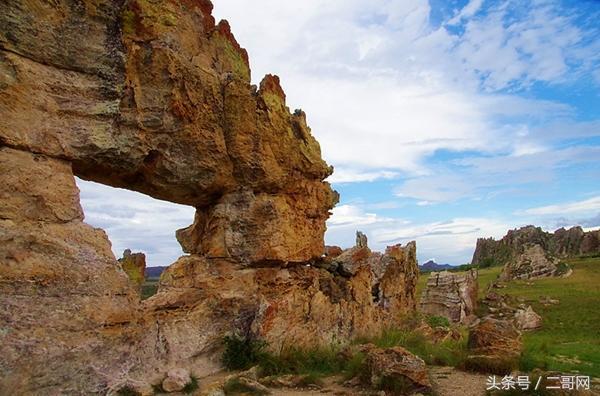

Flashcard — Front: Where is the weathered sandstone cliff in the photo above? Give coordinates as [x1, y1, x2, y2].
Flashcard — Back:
[0, 1, 418, 394]
[1, 0, 337, 265]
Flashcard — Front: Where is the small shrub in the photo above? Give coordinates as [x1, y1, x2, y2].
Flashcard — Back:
[182, 376, 199, 394]
[479, 257, 496, 269]
[222, 334, 267, 371]
[116, 386, 140, 396]
[377, 375, 416, 394]
[554, 262, 570, 276]
[343, 351, 367, 381]
[426, 315, 450, 328]
[258, 346, 343, 377]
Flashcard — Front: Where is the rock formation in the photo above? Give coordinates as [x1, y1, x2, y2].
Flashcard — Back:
[514, 306, 542, 331]
[0, 0, 337, 265]
[0, 147, 144, 394]
[361, 344, 432, 394]
[419, 269, 478, 323]
[471, 225, 600, 267]
[148, 240, 419, 365]
[499, 244, 571, 281]
[118, 249, 147, 290]
[481, 292, 543, 331]
[0, 1, 419, 394]
[466, 317, 522, 374]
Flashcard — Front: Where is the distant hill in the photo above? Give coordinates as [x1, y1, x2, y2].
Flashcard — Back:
[145, 266, 168, 278]
[419, 260, 453, 272]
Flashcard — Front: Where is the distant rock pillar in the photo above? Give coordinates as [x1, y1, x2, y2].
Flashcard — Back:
[118, 249, 147, 291]
[356, 231, 368, 249]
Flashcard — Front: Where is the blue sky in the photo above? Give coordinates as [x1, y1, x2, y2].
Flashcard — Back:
[78, 0, 600, 266]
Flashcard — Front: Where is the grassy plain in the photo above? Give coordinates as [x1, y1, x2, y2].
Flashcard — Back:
[417, 257, 600, 377]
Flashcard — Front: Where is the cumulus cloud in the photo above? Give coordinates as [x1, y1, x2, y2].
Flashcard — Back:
[212, 0, 600, 185]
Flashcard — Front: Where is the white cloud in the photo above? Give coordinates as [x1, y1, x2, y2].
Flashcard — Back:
[394, 146, 600, 203]
[518, 196, 600, 216]
[212, 0, 599, 184]
[77, 178, 195, 267]
[327, 168, 399, 183]
[447, 0, 484, 25]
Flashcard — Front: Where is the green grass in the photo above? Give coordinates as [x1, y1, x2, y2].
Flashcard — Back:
[426, 315, 451, 328]
[222, 334, 268, 371]
[258, 345, 346, 378]
[355, 327, 469, 368]
[141, 277, 159, 299]
[500, 256, 600, 377]
[417, 259, 600, 378]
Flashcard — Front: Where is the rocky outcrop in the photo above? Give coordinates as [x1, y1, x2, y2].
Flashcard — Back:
[0, 2, 423, 393]
[466, 317, 522, 374]
[499, 244, 570, 281]
[471, 225, 600, 267]
[480, 292, 543, 331]
[419, 269, 478, 323]
[0, 147, 145, 395]
[146, 241, 419, 366]
[118, 249, 146, 290]
[0, 0, 337, 265]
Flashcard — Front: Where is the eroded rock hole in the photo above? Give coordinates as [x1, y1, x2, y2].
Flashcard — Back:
[75, 177, 195, 299]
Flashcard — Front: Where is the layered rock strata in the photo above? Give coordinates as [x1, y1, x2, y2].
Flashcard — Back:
[419, 269, 478, 323]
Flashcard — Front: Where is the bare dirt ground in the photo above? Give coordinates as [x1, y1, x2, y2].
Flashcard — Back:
[195, 366, 491, 395]
[429, 366, 488, 396]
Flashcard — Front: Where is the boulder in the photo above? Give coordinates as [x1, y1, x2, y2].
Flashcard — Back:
[362, 344, 431, 393]
[514, 306, 542, 331]
[466, 317, 522, 374]
[162, 368, 191, 393]
[419, 269, 478, 323]
[324, 245, 343, 258]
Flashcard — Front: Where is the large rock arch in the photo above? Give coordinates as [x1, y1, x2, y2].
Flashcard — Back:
[0, 1, 418, 394]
